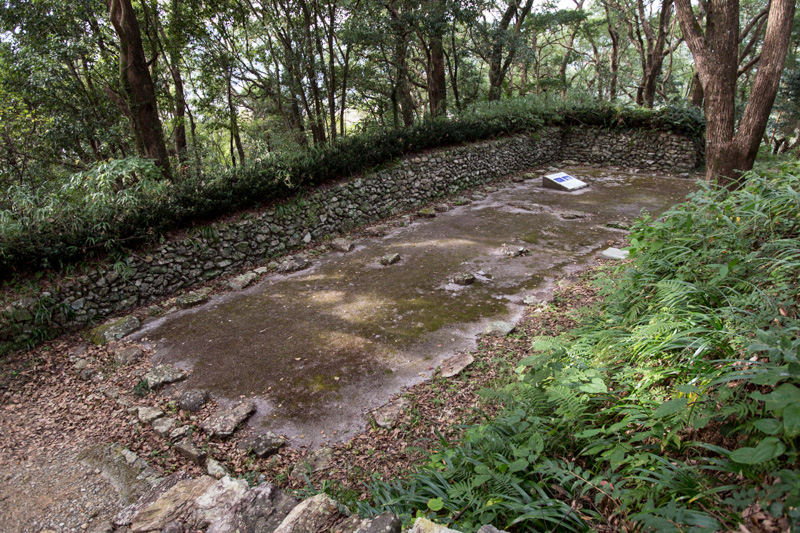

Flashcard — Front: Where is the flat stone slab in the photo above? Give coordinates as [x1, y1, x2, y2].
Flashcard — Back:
[144, 364, 187, 389]
[228, 272, 257, 291]
[330, 238, 354, 253]
[90, 315, 141, 345]
[483, 321, 515, 337]
[373, 398, 409, 428]
[176, 288, 212, 309]
[152, 417, 176, 437]
[380, 253, 401, 266]
[440, 353, 475, 378]
[238, 431, 285, 458]
[174, 440, 207, 465]
[202, 401, 256, 438]
[290, 448, 334, 480]
[137, 406, 164, 424]
[600, 247, 630, 260]
[115, 345, 143, 366]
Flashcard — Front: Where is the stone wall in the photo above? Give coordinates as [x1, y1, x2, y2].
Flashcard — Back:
[0, 128, 701, 346]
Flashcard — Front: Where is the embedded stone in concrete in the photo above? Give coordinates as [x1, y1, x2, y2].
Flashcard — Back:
[600, 247, 630, 260]
[558, 210, 588, 220]
[177, 389, 209, 412]
[228, 272, 257, 291]
[417, 208, 436, 218]
[144, 364, 187, 389]
[501, 245, 529, 257]
[115, 345, 143, 366]
[89, 315, 141, 345]
[238, 431, 286, 458]
[137, 406, 164, 424]
[202, 400, 256, 438]
[452, 273, 476, 286]
[277, 258, 311, 274]
[331, 238, 355, 253]
[408, 518, 462, 533]
[542, 172, 588, 191]
[440, 353, 474, 378]
[380, 253, 401, 266]
[175, 288, 212, 309]
[274, 493, 340, 533]
[373, 398, 409, 428]
[175, 439, 207, 465]
[483, 321, 515, 337]
[290, 448, 335, 480]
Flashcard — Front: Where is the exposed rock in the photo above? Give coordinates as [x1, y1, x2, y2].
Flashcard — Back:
[144, 364, 187, 389]
[176, 288, 212, 309]
[206, 458, 229, 480]
[558, 210, 588, 220]
[128, 476, 216, 532]
[115, 345, 143, 366]
[228, 272, 257, 291]
[364, 225, 389, 237]
[175, 439, 207, 465]
[452, 273, 475, 286]
[274, 493, 341, 533]
[600, 247, 630, 260]
[169, 426, 190, 440]
[380, 253, 401, 266]
[333, 512, 402, 533]
[440, 353, 474, 378]
[417, 208, 436, 219]
[331, 238, 355, 253]
[373, 398, 408, 428]
[483, 321, 515, 337]
[500, 244, 529, 257]
[290, 447, 335, 480]
[191, 476, 250, 530]
[178, 389, 210, 412]
[220, 482, 298, 532]
[114, 472, 191, 527]
[433, 204, 450, 212]
[470, 193, 486, 201]
[137, 406, 164, 424]
[152, 417, 176, 437]
[477, 526, 509, 533]
[202, 400, 256, 438]
[89, 315, 141, 345]
[254, 266, 270, 275]
[238, 431, 285, 458]
[277, 258, 311, 274]
[408, 518, 462, 533]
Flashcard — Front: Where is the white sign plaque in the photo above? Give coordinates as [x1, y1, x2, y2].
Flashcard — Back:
[543, 172, 588, 191]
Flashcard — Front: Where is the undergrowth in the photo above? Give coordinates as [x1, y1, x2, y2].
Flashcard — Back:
[0, 99, 703, 279]
[358, 161, 800, 532]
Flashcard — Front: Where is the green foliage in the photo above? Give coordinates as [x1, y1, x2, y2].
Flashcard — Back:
[358, 161, 800, 531]
[0, 100, 703, 278]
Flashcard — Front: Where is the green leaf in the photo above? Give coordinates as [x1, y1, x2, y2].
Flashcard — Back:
[753, 418, 782, 435]
[730, 437, 786, 465]
[427, 497, 444, 512]
[578, 377, 608, 394]
[653, 397, 688, 418]
[508, 458, 529, 473]
[752, 383, 800, 411]
[783, 404, 800, 437]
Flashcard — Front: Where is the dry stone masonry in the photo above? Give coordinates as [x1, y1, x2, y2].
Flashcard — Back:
[1, 128, 701, 347]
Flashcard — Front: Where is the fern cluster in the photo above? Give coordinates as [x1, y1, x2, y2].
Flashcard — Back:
[359, 161, 800, 531]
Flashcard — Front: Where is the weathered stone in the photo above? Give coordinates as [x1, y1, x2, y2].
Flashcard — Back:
[483, 321, 515, 337]
[277, 258, 311, 274]
[600, 247, 630, 260]
[191, 476, 250, 529]
[372, 398, 408, 429]
[558, 210, 588, 220]
[408, 518, 462, 533]
[433, 204, 450, 212]
[500, 245, 529, 257]
[219, 482, 298, 532]
[174, 439, 207, 465]
[115, 346, 143, 366]
[238, 431, 285, 458]
[290, 447, 335, 480]
[380, 253, 401, 266]
[202, 400, 256, 438]
[89, 315, 140, 345]
[137, 406, 164, 424]
[274, 493, 341, 533]
[470, 193, 486, 201]
[417, 208, 436, 219]
[330, 238, 355, 253]
[477, 526, 509, 533]
[175, 288, 211, 309]
[452, 273, 475, 286]
[169, 426, 190, 440]
[206, 458, 229, 480]
[440, 353, 474, 378]
[144, 364, 187, 389]
[152, 417, 176, 437]
[228, 272, 257, 291]
[128, 476, 215, 532]
[254, 266, 270, 275]
[114, 472, 191, 527]
[177, 388, 209, 412]
[364, 226, 388, 237]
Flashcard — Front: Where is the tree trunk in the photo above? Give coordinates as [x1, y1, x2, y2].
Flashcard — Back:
[226, 68, 245, 166]
[429, 32, 447, 117]
[107, 0, 171, 180]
